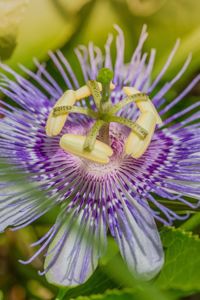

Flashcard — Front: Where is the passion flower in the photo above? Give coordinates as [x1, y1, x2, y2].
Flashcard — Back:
[0, 25, 199, 286]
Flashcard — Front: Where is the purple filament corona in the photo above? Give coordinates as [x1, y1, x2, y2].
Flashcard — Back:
[0, 25, 200, 286]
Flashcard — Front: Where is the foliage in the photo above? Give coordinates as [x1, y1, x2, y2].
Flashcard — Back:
[156, 227, 200, 292]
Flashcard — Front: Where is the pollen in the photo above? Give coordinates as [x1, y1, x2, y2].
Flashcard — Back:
[123, 86, 162, 159]
[125, 111, 157, 158]
[60, 134, 113, 164]
[123, 86, 162, 124]
[45, 90, 76, 137]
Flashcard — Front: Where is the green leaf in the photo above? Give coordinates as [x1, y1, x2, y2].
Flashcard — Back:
[54, 238, 172, 300]
[0, 0, 28, 60]
[180, 213, 200, 231]
[155, 227, 200, 291]
[66, 285, 174, 300]
[57, 267, 118, 300]
[69, 289, 136, 300]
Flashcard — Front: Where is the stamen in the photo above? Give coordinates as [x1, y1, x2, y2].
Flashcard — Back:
[121, 86, 161, 158]
[60, 134, 113, 164]
[123, 86, 162, 124]
[83, 120, 105, 151]
[45, 64, 161, 162]
[106, 115, 148, 139]
[125, 111, 157, 158]
[53, 106, 98, 119]
[45, 90, 76, 137]
[109, 93, 148, 115]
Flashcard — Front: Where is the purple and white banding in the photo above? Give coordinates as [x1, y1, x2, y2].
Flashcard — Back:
[0, 26, 199, 286]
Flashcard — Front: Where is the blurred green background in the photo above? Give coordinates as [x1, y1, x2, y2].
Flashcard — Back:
[0, 0, 200, 299]
[2, 0, 200, 82]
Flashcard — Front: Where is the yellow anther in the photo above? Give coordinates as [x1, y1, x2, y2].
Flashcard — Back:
[123, 86, 162, 124]
[46, 82, 159, 161]
[46, 82, 115, 138]
[125, 111, 157, 159]
[45, 90, 76, 137]
[123, 86, 161, 159]
[75, 82, 115, 100]
[60, 134, 113, 164]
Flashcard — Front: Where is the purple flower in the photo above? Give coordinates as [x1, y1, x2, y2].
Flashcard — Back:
[0, 25, 199, 286]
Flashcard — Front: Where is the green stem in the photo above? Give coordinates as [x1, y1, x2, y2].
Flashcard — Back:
[105, 115, 148, 139]
[83, 120, 105, 151]
[55, 288, 69, 300]
[53, 105, 98, 119]
[109, 93, 148, 114]
[180, 212, 200, 231]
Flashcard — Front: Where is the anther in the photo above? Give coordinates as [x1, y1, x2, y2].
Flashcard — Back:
[45, 90, 76, 137]
[60, 134, 113, 164]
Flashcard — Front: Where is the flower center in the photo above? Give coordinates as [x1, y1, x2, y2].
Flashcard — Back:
[76, 123, 128, 177]
[45, 68, 162, 164]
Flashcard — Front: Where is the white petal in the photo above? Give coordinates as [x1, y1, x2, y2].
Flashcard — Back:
[0, 206, 25, 232]
[115, 200, 164, 280]
[45, 211, 106, 286]
[0, 187, 33, 231]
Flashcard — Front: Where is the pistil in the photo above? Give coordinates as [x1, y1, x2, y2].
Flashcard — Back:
[97, 68, 114, 111]
[46, 67, 161, 164]
[83, 68, 114, 149]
